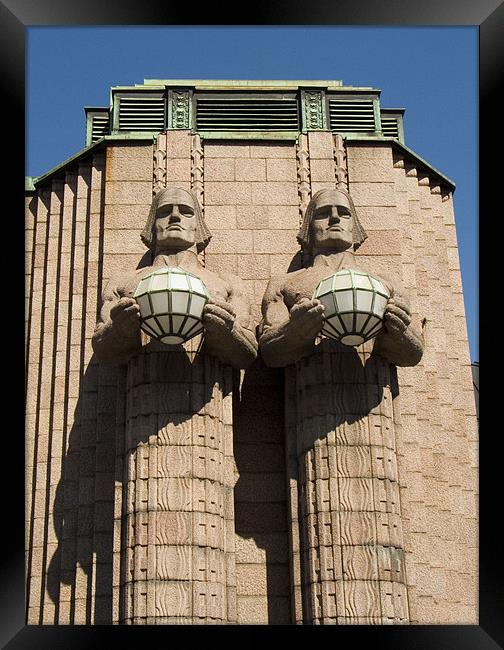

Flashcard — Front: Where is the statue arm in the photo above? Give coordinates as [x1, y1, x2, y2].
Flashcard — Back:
[92, 276, 143, 365]
[202, 275, 258, 369]
[258, 276, 324, 368]
[372, 280, 424, 367]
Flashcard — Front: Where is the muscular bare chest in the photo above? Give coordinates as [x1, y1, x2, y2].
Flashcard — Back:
[117, 265, 231, 302]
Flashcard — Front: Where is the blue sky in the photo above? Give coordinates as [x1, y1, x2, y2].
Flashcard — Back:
[26, 26, 478, 362]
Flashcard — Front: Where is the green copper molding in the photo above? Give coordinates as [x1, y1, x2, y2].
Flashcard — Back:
[168, 89, 193, 129]
[32, 134, 155, 188]
[301, 90, 327, 131]
[198, 130, 299, 141]
[30, 81, 455, 193]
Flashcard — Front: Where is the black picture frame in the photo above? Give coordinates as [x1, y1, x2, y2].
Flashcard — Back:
[5, 1, 493, 647]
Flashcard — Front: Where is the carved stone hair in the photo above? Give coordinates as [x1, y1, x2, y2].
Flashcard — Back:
[296, 187, 367, 253]
[140, 187, 212, 253]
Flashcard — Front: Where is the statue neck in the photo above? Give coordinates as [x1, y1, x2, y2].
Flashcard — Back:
[312, 249, 355, 271]
[153, 247, 201, 270]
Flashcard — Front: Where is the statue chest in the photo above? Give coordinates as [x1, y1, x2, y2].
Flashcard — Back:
[282, 268, 339, 310]
[120, 266, 231, 302]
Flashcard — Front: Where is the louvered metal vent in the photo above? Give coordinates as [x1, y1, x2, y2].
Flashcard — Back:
[196, 96, 299, 131]
[329, 99, 376, 133]
[91, 113, 110, 142]
[381, 115, 399, 139]
[118, 95, 166, 131]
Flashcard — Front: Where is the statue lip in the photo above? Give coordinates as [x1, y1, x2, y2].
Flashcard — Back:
[327, 226, 342, 231]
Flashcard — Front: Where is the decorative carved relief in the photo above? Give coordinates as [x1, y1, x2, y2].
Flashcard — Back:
[296, 133, 311, 228]
[191, 133, 205, 210]
[333, 134, 348, 190]
[191, 133, 205, 266]
[302, 90, 326, 131]
[153, 132, 167, 193]
[170, 90, 192, 129]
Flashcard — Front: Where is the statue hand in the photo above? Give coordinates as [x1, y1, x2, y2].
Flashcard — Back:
[288, 298, 325, 342]
[203, 299, 236, 335]
[109, 297, 141, 337]
[382, 296, 412, 336]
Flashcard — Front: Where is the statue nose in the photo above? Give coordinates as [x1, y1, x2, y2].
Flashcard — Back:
[169, 206, 181, 221]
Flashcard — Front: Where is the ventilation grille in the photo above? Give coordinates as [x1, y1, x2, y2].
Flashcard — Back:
[196, 96, 299, 131]
[329, 99, 376, 133]
[118, 95, 166, 131]
[91, 113, 110, 142]
[381, 115, 400, 139]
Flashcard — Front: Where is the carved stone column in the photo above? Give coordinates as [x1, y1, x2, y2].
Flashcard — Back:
[122, 336, 237, 623]
[286, 340, 409, 624]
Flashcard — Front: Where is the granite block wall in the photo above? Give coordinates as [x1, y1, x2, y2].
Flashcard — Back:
[25, 132, 477, 624]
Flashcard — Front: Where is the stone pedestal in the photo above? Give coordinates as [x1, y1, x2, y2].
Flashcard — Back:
[286, 339, 409, 624]
[122, 336, 237, 623]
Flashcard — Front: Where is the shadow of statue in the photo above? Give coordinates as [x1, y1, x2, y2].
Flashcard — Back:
[232, 356, 291, 624]
[46, 343, 220, 624]
[232, 341, 389, 624]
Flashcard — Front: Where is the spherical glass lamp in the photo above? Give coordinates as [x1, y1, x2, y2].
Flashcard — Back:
[313, 269, 390, 347]
[133, 266, 210, 345]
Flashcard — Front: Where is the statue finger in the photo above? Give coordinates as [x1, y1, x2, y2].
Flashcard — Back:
[291, 299, 320, 317]
[384, 312, 408, 333]
[204, 312, 233, 331]
[386, 304, 411, 325]
[207, 300, 236, 317]
[204, 303, 235, 322]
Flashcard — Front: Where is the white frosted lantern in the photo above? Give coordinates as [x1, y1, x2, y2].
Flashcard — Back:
[133, 266, 210, 345]
[313, 269, 390, 347]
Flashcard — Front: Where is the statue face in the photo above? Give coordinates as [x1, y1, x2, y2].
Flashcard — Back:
[154, 188, 197, 251]
[310, 190, 353, 252]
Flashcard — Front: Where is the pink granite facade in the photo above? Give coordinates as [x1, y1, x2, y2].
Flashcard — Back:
[25, 130, 477, 624]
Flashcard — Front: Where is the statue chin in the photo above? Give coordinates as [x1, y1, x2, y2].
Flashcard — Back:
[155, 239, 194, 253]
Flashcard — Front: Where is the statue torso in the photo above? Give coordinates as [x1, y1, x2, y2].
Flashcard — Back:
[114, 257, 234, 304]
[281, 261, 373, 311]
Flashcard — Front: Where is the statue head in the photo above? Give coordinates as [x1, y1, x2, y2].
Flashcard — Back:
[297, 188, 367, 256]
[141, 187, 212, 254]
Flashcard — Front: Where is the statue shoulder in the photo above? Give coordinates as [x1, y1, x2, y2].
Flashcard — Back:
[375, 269, 407, 299]
[103, 267, 145, 300]
[264, 268, 306, 301]
[215, 269, 246, 291]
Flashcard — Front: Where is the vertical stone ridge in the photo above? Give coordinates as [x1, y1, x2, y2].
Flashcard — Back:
[47, 171, 77, 623]
[153, 132, 167, 194]
[333, 134, 348, 190]
[191, 133, 206, 266]
[34, 180, 64, 624]
[296, 133, 311, 228]
[72, 164, 95, 623]
[25, 185, 47, 624]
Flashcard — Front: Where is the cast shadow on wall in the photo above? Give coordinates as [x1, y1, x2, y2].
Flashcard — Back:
[232, 339, 388, 624]
[46, 347, 216, 624]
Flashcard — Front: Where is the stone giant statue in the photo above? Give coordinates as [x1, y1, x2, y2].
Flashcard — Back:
[259, 188, 424, 624]
[93, 186, 257, 368]
[92, 187, 257, 624]
[259, 187, 423, 368]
